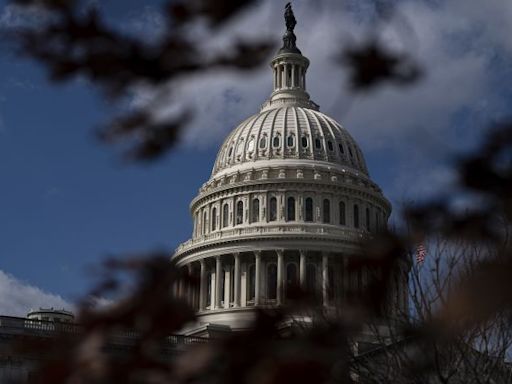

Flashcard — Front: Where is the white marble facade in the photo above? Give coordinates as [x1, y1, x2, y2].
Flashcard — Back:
[172, 17, 409, 332]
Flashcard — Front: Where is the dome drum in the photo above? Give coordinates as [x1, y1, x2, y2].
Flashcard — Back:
[173, 249, 410, 331]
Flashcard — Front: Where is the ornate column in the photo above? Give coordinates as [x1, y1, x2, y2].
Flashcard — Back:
[178, 269, 185, 299]
[255, 251, 261, 306]
[199, 260, 206, 311]
[215, 256, 222, 309]
[234, 253, 241, 307]
[187, 264, 193, 308]
[299, 250, 306, 288]
[322, 253, 329, 306]
[277, 250, 284, 305]
[291, 64, 296, 87]
[224, 266, 231, 309]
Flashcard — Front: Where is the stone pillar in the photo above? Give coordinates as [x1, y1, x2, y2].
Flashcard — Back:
[215, 256, 222, 309]
[299, 250, 306, 288]
[187, 264, 193, 308]
[277, 250, 284, 305]
[255, 251, 261, 306]
[224, 267, 231, 309]
[178, 269, 185, 299]
[199, 260, 206, 310]
[234, 253, 241, 307]
[322, 253, 329, 306]
[291, 64, 296, 87]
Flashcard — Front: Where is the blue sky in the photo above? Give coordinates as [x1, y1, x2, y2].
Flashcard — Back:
[1, 0, 511, 315]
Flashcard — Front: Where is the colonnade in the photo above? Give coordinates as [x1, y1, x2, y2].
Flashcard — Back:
[273, 63, 306, 90]
[174, 250, 408, 316]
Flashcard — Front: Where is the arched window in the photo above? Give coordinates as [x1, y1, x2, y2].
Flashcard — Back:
[366, 207, 370, 230]
[306, 264, 317, 293]
[305, 197, 314, 222]
[338, 143, 344, 154]
[248, 264, 255, 302]
[339, 201, 346, 225]
[287, 135, 295, 147]
[315, 138, 322, 149]
[222, 203, 229, 228]
[247, 137, 255, 152]
[236, 139, 244, 156]
[251, 198, 260, 223]
[327, 141, 334, 151]
[273, 135, 281, 148]
[211, 207, 217, 231]
[269, 197, 277, 222]
[348, 146, 354, 158]
[236, 201, 244, 225]
[354, 204, 360, 228]
[323, 199, 331, 224]
[228, 146, 233, 157]
[301, 136, 308, 148]
[287, 197, 296, 221]
[259, 136, 267, 149]
[286, 263, 298, 297]
[267, 264, 277, 300]
[202, 211, 207, 234]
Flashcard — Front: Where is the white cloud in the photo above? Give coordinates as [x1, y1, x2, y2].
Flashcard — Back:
[123, 5, 166, 41]
[0, 4, 51, 30]
[0, 270, 72, 317]
[127, 0, 512, 201]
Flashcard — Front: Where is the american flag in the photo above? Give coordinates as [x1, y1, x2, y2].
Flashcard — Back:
[416, 243, 427, 265]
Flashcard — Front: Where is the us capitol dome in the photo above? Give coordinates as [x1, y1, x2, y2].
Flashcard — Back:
[172, 5, 408, 335]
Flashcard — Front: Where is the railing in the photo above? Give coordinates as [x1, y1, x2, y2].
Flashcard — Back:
[175, 224, 369, 255]
[0, 316, 207, 345]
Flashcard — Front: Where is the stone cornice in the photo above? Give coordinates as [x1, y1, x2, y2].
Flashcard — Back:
[173, 224, 370, 261]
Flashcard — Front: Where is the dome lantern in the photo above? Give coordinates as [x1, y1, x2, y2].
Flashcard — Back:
[265, 3, 318, 112]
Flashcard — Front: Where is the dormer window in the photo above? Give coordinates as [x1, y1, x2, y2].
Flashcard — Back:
[327, 141, 334, 151]
[247, 137, 255, 152]
[259, 136, 267, 149]
[287, 135, 295, 147]
[301, 136, 308, 148]
[315, 138, 322, 149]
[273, 135, 281, 148]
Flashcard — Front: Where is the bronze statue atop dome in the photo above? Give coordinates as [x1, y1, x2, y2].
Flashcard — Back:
[279, 3, 301, 54]
[284, 3, 297, 32]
